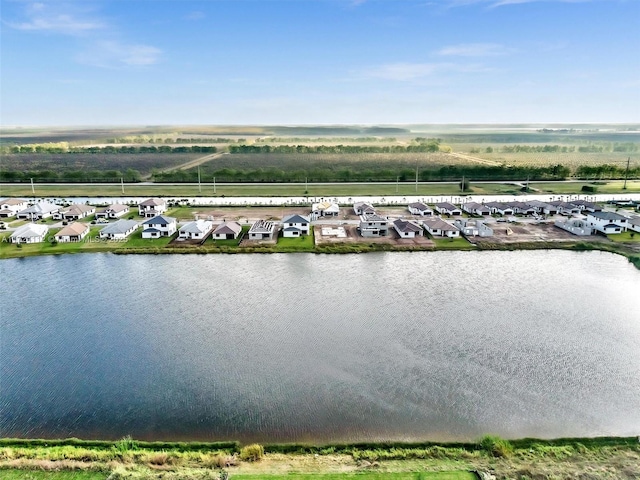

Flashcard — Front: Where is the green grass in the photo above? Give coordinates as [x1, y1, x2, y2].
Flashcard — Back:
[274, 233, 315, 251]
[121, 230, 175, 248]
[0, 472, 108, 480]
[431, 236, 474, 250]
[607, 231, 639, 242]
[2, 180, 638, 198]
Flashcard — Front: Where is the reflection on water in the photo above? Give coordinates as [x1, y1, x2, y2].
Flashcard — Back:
[1, 250, 639, 443]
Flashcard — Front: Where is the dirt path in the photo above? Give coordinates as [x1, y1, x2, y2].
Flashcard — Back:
[153, 152, 228, 176]
[447, 152, 503, 167]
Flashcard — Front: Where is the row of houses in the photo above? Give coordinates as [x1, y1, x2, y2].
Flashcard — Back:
[405, 199, 603, 217]
[556, 211, 640, 235]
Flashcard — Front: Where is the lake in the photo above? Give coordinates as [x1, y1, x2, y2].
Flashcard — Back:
[1, 250, 639, 443]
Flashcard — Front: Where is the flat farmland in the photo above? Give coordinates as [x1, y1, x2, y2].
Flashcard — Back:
[467, 151, 638, 169]
[0, 153, 201, 176]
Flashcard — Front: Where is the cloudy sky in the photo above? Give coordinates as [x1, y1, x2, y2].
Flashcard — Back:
[1, 0, 638, 126]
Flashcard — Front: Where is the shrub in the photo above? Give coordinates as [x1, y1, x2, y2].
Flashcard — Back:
[239, 443, 264, 462]
[113, 435, 138, 454]
[581, 185, 597, 193]
[479, 435, 513, 457]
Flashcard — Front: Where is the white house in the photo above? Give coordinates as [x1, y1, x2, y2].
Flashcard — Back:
[434, 202, 462, 216]
[586, 211, 628, 234]
[423, 218, 460, 238]
[138, 198, 167, 218]
[485, 202, 514, 216]
[454, 218, 493, 237]
[54, 222, 90, 242]
[212, 221, 243, 240]
[353, 202, 376, 215]
[407, 202, 433, 216]
[627, 216, 640, 234]
[178, 220, 214, 240]
[141, 215, 177, 238]
[16, 202, 60, 220]
[392, 219, 422, 238]
[0, 198, 28, 218]
[358, 213, 389, 237]
[311, 201, 339, 219]
[462, 202, 491, 216]
[53, 204, 95, 221]
[549, 201, 581, 216]
[10, 223, 49, 243]
[99, 220, 138, 240]
[281, 214, 310, 237]
[248, 220, 277, 240]
[96, 204, 130, 219]
[554, 218, 593, 236]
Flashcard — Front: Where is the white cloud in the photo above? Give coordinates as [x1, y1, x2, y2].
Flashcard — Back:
[76, 41, 162, 68]
[9, 2, 105, 35]
[436, 43, 513, 57]
[361, 62, 489, 81]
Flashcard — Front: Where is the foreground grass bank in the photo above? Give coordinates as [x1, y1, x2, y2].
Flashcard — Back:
[1, 436, 638, 480]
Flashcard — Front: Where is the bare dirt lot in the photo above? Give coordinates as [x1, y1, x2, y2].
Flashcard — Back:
[314, 224, 435, 248]
[475, 220, 608, 245]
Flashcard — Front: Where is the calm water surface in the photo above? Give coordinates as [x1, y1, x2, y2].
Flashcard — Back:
[1, 251, 639, 443]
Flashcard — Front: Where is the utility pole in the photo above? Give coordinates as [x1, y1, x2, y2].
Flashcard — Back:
[415, 165, 418, 193]
[213, 177, 216, 194]
[30, 178, 35, 195]
[396, 176, 399, 194]
[623, 157, 630, 190]
[198, 167, 202, 193]
[461, 175, 465, 193]
[121, 177, 125, 194]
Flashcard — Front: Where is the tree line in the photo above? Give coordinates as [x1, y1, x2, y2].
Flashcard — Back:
[228, 142, 443, 154]
[2, 145, 218, 154]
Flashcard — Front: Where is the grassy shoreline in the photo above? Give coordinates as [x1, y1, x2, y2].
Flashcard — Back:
[1, 436, 638, 480]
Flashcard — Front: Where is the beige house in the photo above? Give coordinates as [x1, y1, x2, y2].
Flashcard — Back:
[55, 222, 90, 242]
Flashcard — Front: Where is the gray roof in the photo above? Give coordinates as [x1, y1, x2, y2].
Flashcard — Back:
[100, 220, 138, 235]
[435, 202, 460, 210]
[61, 204, 94, 215]
[628, 216, 640, 226]
[11, 223, 48, 238]
[393, 219, 422, 233]
[588, 211, 628, 221]
[423, 218, 458, 231]
[360, 213, 387, 222]
[143, 215, 176, 225]
[282, 214, 310, 224]
[283, 226, 302, 232]
[408, 202, 430, 211]
[0, 198, 27, 206]
[142, 227, 161, 234]
[19, 202, 60, 214]
[180, 220, 213, 234]
[139, 198, 166, 206]
[213, 221, 242, 235]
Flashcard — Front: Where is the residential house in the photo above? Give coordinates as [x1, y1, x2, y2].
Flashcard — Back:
[16, 202, 60, 220]
[392, 219, 422, 238]
[507, 202, 536, 215]
[454, 218, 493, 237]
[9, 223, 49, 243]
[281, 214, 310, 238]
[0, 198, 28, 218]
[178, 220, 214, 240]
[462, 202, 491, 216]
[53, 204, 95, 221]
[554, 218, 593, 236]
[96, 204, 130, 219]
[248, 220, 277, 240]
[212, 221, 243, 240]
[407, 202, 433, 216]
[549, 201, 581, 216]
[526, 200, 558, 215]
[434, 202, 462, 216]
[311, 201, 339, 219]
[353, 202, 376, 215]
[99, 219, 138, 240]
[141, 215, 177, 238]
[484, 202, 514, 216]
[570, 200, 602, 213]
[54, 222, 90, 242]
[627, 216, 640, 234]
[586, 211, 628, 234]
[138, 198, 167, 218]
[423, 218, 460, 238]
[358, 213, 389, 237]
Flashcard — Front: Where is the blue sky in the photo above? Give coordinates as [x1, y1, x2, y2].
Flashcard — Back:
[1, 0, 639, 126]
